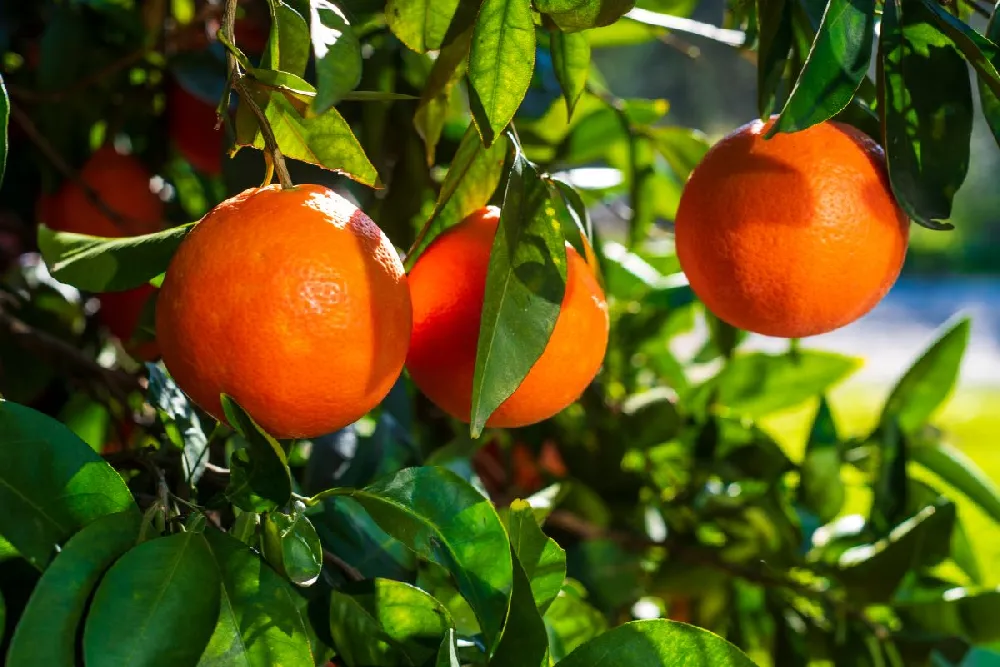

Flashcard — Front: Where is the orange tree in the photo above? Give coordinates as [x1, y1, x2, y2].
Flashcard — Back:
[0, 0, 998, 665]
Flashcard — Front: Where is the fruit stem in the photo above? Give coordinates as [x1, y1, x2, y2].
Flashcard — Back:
[221, 0, 293, 190]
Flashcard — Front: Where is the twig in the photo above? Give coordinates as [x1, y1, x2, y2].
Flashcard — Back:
[221, 0, 293, 189]
[323, 549, 365, 582]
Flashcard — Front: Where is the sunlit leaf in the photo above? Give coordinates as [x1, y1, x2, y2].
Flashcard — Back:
[308, 0, 362, 113]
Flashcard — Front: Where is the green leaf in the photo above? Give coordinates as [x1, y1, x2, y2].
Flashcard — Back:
[37, 223, 193, 293]
[490, 548, 551, 667]
[879, 0, 971, 228]
[470, 147, 568, 435]
[414, 25, 473, 165]
[436, 628, 461, 667]
[897, 588, 1000, 644]
[147, 364, 209, 485]
[0, 401, 137, 570]
[917, 0, 1000, 99]
[880, 317, 969, 434]
[769, 0, 875, 133]
[543, 581, 607, 661]
[504, 499, 566, 614]
[798, 398, 845, 523]
[222, 395, 292, 513]
[756, 0, 793, 117]
[709, 351, 861, 417]
[386, 0, 462, 52]
[468, 0, 536, 146]
[311, 497, 416, 582]
[6, 511, 140, 667]
[328, 578, 452, 666]
[981, 4, 1000, 149]
[261, 512, 323, 587]
[320, 467, 513, 655]
[558, 619, 757, 666]
[235, 83, 379, 186]
[308, 0, 362, 113]
[0, 74, 8, 188]
[263, 0, 310, 77]
[646, 126, 710, 181]
[536, 0, 637, 32]
[83, 533, 222, 667]
[198, 528, 314, 666]
[550, 30, 591, 116]
[406, 125, 509, 267]
[910, 439, 1000, 525]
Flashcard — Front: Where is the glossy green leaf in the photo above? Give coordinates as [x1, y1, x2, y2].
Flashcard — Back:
[491, 548, 551, 667]
[911, 439, 1000, 525]
[798, 398, 844, 523]
[710, 351, 861, 417]
[148, 364, 209, 484]
[6, 511, 140, 667]
[83, 533, 222, 667]
[235, 83, 379, 186]
[470, 148, 568, 435]
[386, 0, 462, 52]
[406, 125, 509, 267]
[505, 499, 566, 614]
[329, 578, 451, 666]
[879, 0, 971, 228]
[536, 0, 637, 31]
[320, 467, 513, 654]
[198, 528, 314, 666]
[881, 317, 969, 434]
[262, 0, 310, 77]
[769, 0, 875, 133]
[468, 0, 536, 146]
[897, 588, 1000, 644]
[311, 497, 416, 583]
[0, 401, 137, 570]
[222, 395, 292, 513]
[261, 512, 323, 587]
[756, 0, 793, 117]
[543, 580, 607, 661]
[0, 74, 8, 188]
[981, 4, 1000, 149]
[414, 25, 472, 164]
[917, 0, 1000, 99]
[550, 30, 591, 116]
[559, 619, 757, 666]
[37, 223, 192, 293]
[308, 0, 362, 113]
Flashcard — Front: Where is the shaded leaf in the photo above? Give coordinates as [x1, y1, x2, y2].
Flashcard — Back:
[470, 147, 568, 435]
[550, 30, 591, 116]
[414, 26, 472, 165]
[83, 533, 222, 667]
[222, 395, 292, 513]
[798, 397, 844, 523]
[0, 401, 137, 569]
[6, 511, 140, 667]
[468, 0, 536, 146]
[917, 0, 1000, 100]
[311, 497, 416, 583]
[436, 628, 461, 667]
[491, 548, 551, 667]
[386, 0, 462, 52]
[261, 512, 323, 587]
[756, 0, 793, 117]
[37, 223, 193, 293]
[147, 363, 209, 485]
[309, 0, 362, 113]
[505, 499, 567, 614]
[981, 4, 1000, 149]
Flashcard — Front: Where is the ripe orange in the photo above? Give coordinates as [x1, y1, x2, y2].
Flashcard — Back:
[41, 146, 163, 358]
[674, 118, 909, 338]
[156, 184, 412, 439]
[168, 79, 224, 176]
[406, 207, 609, 428]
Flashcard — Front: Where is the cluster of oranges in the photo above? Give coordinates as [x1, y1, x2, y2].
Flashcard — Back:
[41, 116, 909, 440]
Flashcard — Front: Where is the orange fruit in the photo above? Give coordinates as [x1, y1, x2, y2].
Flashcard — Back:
[674, 118, 909, 338]
[156, 184, 412, 439]
[168, 79, 224, 176]
[406, 206, 609, 428]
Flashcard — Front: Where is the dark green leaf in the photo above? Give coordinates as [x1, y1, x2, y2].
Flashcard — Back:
[320, 467, 513, 655]
[879, 0, 971, 228]
[328, 578, 451, 666]
[311, 497, 416, 583]
[709, 350, 861, 417]
[235, 83, 379, 185]
[870, 419, 908, 532]
[543, 580, 607, 661]
[262, 0, 310, 77]
[559, 619, 757, 666]
[537, 0, 637, 31]
[981, 5, 1000, 149]
[550, 179, 595, 257]
[470, 148, 568, 435]
[222, 395, 292, 513]
[37, 223, 193, 293]
[798, 397, 845, 523]
[147, 363, 209, 485]
[261, 512, 323, 587]
[6, 512, 140, 667]
[769, 0, 875, 133]
[881, 317, 969, 434]
[505, 499, 567, 614]
[406, 125, 509, 266]
[550, 30, 591, 116]
[756, 0, 793, 117]
[199, 528, 314, 666]
[414, 26, 472, 164]
[0, 74, 8, 188]
[83, 533, 222, 667]
[910, 439, 1000, 525]
[468, 0, 536, 146]
[436, 628, 461, 667]
[490, 548, 551, 667]
[0, 401, 137, 569]
[917, 0, 1000, 99]
[386, 0, 462, 52]
[308, 0, 362, 113]
[897, 588, 1000, 644]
